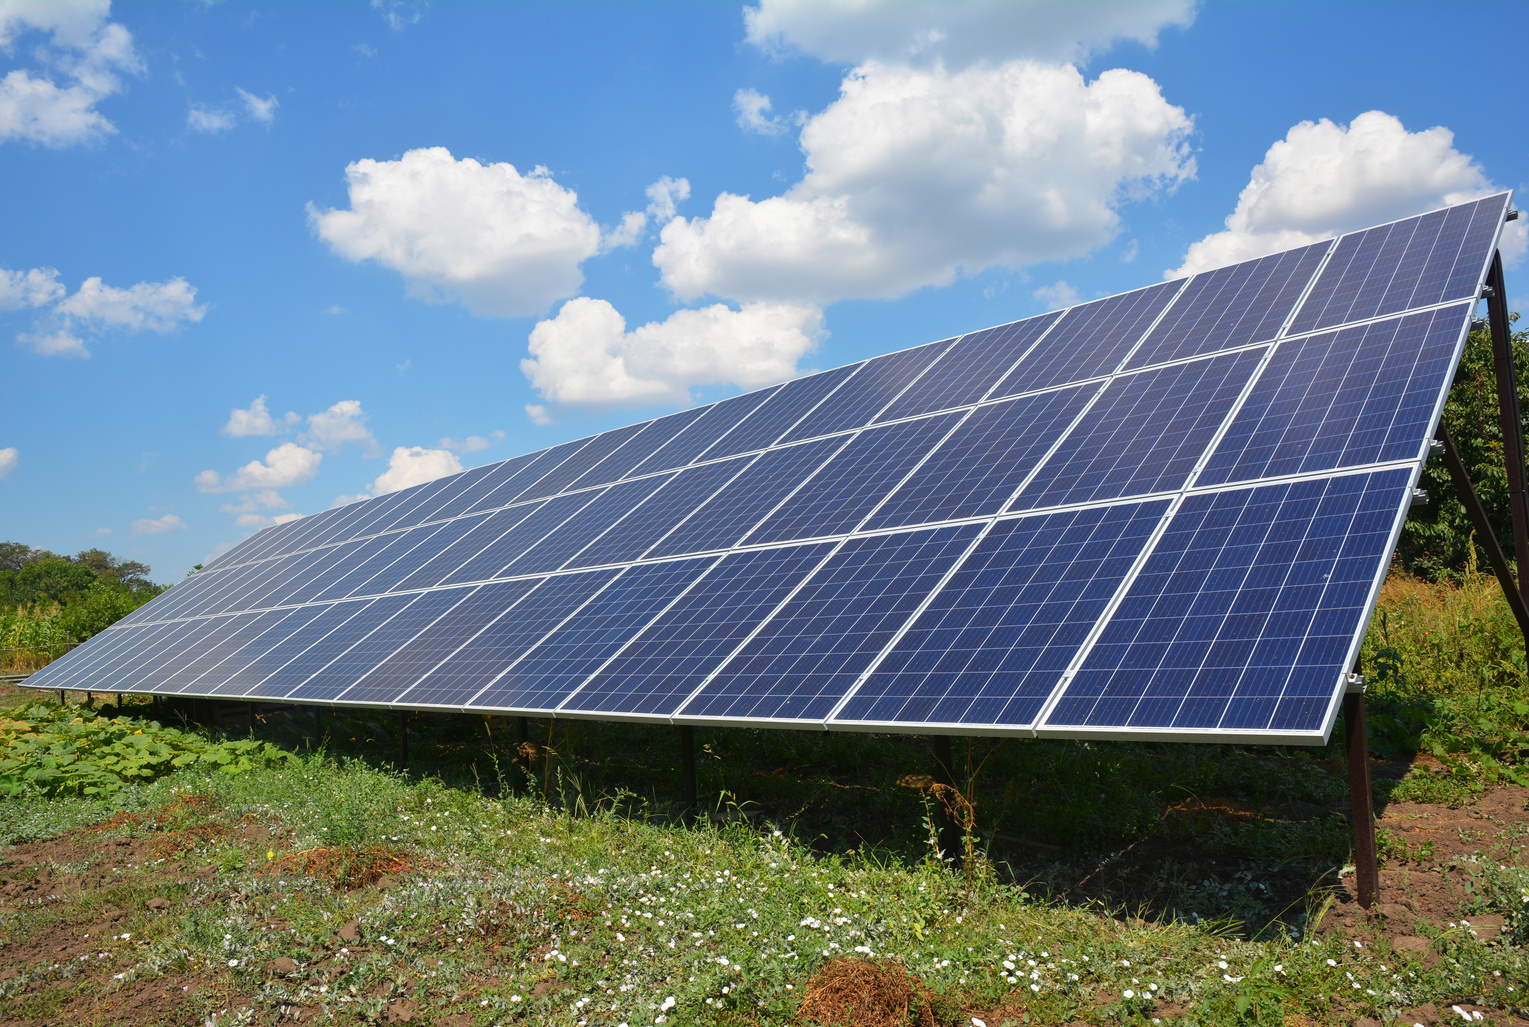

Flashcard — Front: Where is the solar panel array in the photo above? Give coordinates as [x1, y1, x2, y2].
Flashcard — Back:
[29, 193, 1511, 744]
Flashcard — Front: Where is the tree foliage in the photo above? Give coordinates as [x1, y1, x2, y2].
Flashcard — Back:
[1398, 311, 1529, 580]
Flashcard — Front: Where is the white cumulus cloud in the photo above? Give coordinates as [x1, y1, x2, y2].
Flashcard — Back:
[743, 0, 1196, 67]
[0, 446, 16, 480]
[1034, 280, 1078, 310]
[733, 87, 803, 137]
[222, 395, 299, 437]
[13, 271, 206, 357]
[196, 442, 322, 493]
[521, 296, 822, 414]
[236, 86, 277, 124]
[0, 265, 63, 308]
[646, 176, 690, 221]
[301, 399, 379, 455]
[218, 489, 290, 514]
[439, 431, 504, 454]
[1173, 110, 1512, 277]
[654, 60, 1193, 305]
[0, 0, 143, 147]
[309, 146, 603, 317]
[234, 511, 304, 530]
[131, 512, 187, 536]
[186, 104, 234, 133]
[371, 446, 462, 496]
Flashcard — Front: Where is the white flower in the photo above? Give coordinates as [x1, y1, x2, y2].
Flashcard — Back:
[1124, 990, 1135, 999]
[661, 996, 676, 1011]
[971, 1019, 986, 1027]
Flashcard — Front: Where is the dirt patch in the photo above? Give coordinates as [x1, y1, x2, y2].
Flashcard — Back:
[799, 957, 936, 1027]
[270, 844, 424, 890]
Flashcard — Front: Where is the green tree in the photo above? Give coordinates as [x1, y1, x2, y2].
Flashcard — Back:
[1397, 311, 1529, 580]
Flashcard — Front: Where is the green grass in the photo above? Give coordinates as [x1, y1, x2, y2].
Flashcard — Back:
[2, 753, 1524, 1026]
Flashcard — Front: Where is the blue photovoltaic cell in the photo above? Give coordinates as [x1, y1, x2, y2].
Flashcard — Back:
[390, 505, 543, 592]
[837, 501, 1169, 728]
[991, 281, 1181, 398]
[1200, 304, 1470, 486]
[679, 524, 982, 723]
[369, 475, 463, 535]
[356, 514, 491, 595]
[474, 557, 713, 712]
[437, 496, 587, 585]
[1046, 469, 1411, 735]
[702, 365, 860, 460]
[566, 407, 708, 491]
[158, 611, 288, 694]
[868, 386, 1093, 530]
[123, 566, 228, 624]
[565, 542, 836, 716]
[340, 582, 530, 705]
[425, 453, 540, 523]
[1127, 243, 1330, 369]
[206, 558, 302, 615]
[226, 550, 326, 613]
[783, 341, 950, 443]
[402, 570, 619, 707]
[188, 562, 264, 616]
[628, 388, 779, 476]
[238, 600, 383, 698]
[336, 522, 467, 602]
[499, 475, 673, 576]
[204, 604, 355, 696]
[313, 527, 441, 602]
[648, 437, 846, 558]
[568, 458, 752, 568]
[33, 623, 160, 693]
[878, 313, 1062, 422]
[1014, 349, 1263, 511]
[1290, 194, 1506, 335]
[239, 510, 333, 564]
[269, 541, 376, 606]
[516, 423, 645, 502]
[196, 606, 332, 696]
[746, 414, 962, 545]
[466, 439, 589, 514]
[395, 462, 502, 527]
[317, 487, 421, 546]
[285, 589, 471, 702]
[91, 619, 225, 694]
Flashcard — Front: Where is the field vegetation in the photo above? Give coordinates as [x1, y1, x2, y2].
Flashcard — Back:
[0, 542, 165, 672]
[0, 322, 1527, 1024]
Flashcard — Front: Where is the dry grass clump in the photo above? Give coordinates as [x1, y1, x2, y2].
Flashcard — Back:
[798, 957, 935, 1027]
[271, 844, 421, 890]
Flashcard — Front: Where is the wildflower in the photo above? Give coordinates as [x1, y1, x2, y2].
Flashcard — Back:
[1124, 990, 1135, 999]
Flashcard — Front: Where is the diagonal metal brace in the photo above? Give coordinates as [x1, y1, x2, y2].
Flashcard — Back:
[1434, 424, 1529, 649]
[1485, 250, 1529, 607]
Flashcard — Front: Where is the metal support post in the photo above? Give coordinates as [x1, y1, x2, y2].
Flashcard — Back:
[1485, 251, 1529, 603]
[152, 695, 160, 719]
[247, 701, 256, 733]
[117, 693, 123, 716]
[931, 735, 962, 865]
[399, 711, 410, 766]
[1435, 426, 1529, 648]
[679, 725, 697, 822]
[1344, 682, 1379, 909]
[314, 707, 323, 738]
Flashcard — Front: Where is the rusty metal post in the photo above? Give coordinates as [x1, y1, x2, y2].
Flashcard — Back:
[1344, 686, 1379, 908]
[1485, 251, 1529, 603]
[931, 735, 962, 864]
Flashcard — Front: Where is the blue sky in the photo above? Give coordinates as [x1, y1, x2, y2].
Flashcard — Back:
[2, 0, 1526, 583]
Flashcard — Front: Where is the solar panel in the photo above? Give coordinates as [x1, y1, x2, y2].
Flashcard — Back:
[31, 192, 1510, 746]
